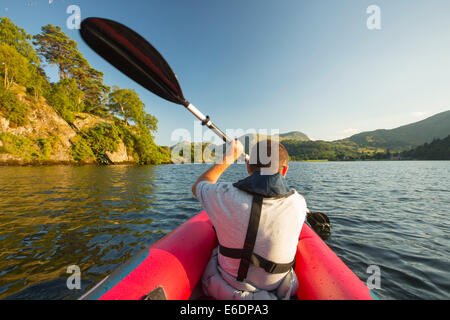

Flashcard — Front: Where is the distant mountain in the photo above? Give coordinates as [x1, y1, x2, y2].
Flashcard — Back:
[278, 131, 310, 142]
[168, 111, 450, 162]
[236, 131, 309, 145]
[401, 134, 450, 160]
[170, 131, 311, 163]
[344, 110, 450, 151]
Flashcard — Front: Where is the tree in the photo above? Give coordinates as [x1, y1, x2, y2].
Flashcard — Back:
[44, 78, 84, 124]
[107, 86, 166, 164]
[70, 54, 110, 115]
[142, 113, 158, 133]
[108, 87, 159, 141]
[108, 87, 145, 125]
[34, 24, 109, 115]
[33, 24, 79, 81]
[133, 127, 170, 165]
[0, 43, 31, 89]
[0, 18, 48, 99]
[401, 135, 450, 160]
[27, 66, 49, 101]
[0, 85, 29, 127]
[0, 17, 39, 66]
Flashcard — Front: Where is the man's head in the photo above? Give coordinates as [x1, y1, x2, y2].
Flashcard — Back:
[247, 139, 289, 177]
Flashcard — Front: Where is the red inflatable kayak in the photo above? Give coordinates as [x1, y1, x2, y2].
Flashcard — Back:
[80, 211, 376, 300]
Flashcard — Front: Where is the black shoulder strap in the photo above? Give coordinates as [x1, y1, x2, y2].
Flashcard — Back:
[236, 194, 263, 282]
[218, 191, 297, 281]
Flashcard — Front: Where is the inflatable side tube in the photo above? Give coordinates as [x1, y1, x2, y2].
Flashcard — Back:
[81, 211, 375, 300]
[81, 211, 217, 300]
[296, 223, 374, 300]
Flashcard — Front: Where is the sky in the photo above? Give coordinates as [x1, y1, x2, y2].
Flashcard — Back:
[2, 0, 450, 146]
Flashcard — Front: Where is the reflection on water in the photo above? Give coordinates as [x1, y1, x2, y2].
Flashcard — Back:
[0, 165, 200, 300]
[0, 162, 449, 300]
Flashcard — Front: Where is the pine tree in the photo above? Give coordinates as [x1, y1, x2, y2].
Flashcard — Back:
[70, 54, 109, 115]
[0, 17, 39, 66]
[33, 25, 77, 80]
[33, 24, 109, 115]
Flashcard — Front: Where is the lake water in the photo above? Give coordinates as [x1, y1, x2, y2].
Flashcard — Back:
[0, 161, 449, 300]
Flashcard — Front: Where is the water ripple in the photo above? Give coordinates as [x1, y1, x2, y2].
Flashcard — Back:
[0, 161, 449, 300]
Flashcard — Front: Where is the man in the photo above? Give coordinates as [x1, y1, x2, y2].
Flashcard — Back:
[192, 139, 308, 300]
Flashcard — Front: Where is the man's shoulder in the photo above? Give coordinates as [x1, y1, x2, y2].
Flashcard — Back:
[197, 181, 236, 193]
[292, 190, 306, 201]
[196, 181, 250, 201]
[294, 190, 306, 205]
[213, 182, 253, 200]
[285, 190, 308, 211]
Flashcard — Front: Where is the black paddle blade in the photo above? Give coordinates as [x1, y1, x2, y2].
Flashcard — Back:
[306, 211, 331, 240]
[80, 17, 188, 106]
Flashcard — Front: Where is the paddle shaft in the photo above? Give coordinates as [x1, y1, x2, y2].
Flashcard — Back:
[80, 18, 249, 161]
[185, 103, 250, 161]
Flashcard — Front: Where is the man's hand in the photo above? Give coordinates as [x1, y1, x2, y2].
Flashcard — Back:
[192, 140, 244, 198]
[224, 139, 244, 164]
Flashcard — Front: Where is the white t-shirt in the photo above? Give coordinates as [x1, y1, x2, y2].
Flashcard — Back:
[196, 181, 307, 291]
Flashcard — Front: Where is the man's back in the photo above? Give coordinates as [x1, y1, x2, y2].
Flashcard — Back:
[196, 181, 307, 290]
[192, 139, 307, 299]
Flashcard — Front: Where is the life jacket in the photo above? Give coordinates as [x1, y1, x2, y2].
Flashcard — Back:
[217, 171, 297, 282]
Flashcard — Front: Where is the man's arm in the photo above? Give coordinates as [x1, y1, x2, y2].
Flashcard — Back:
[192, 140, 244, 198]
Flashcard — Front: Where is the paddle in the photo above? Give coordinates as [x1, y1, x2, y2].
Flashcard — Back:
[80, 17, 332, 239]
[306, 211, 331, 240]
[79, 17, 248, 160]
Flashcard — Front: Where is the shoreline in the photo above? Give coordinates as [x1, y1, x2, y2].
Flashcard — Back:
[0, 159, 447, 167]
[0, 159, 139, 167]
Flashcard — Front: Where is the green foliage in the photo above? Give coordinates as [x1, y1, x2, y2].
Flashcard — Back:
[44, 79, 84, 124]
[71, 136, 95, 162]
[108, 86, 140, 125]
[283, 140, 363, 161]
[0, 86, 29, 127]
[33, 24, 79, 81]
[0, 17, 168, 166]
[108, 87, 158, 132]
[71, 121, 170, 165]
[284, 133, 450, 161]
[158, 146, 172, 164]
[0, 133, 34, 160]
[0, 43, 33, 89]
[132, 126, 170, 165]
[365, 150, 393, 160]
[37, 135, 59, 159]
[105, 87, 167, 164]
[0, 42, 46, 102]
[34, 24, 110, 115]
[0, 17, 39, 65]
[73, 62, 110, 116]
[401, 135, 450, 160]
[279, 131, 310, 142]
[346, 111, 450, 151]
[26, 66, 49, 101]
[142, 113, 158, 133]
[78, 124, 120, 164]
[0, 17, 48, 100]
[0, 133, 57, 161]
[190, 143, 214, 163]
